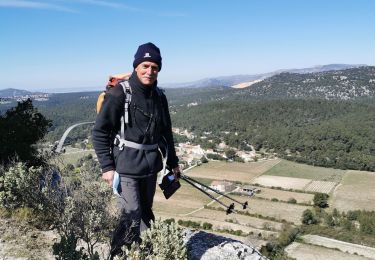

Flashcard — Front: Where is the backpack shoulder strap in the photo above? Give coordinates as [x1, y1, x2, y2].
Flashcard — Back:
[119, 80, 132, 140]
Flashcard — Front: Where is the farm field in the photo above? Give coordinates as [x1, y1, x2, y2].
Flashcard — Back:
[185, 159, 281, 183]
[285, 242, 370, 260]
[251, 175, 311, 190]
[153, 182, 212, 215]
[264, 159, 346, 182]
[304, 180, 337, 194]
[252, 175, 338, 194]
[212, 194, 311, 224]
[254, 187, 313, 204]
[187, 208, 284, 231]
[302, 235, 375, 259]
[331, 170, 375, 212]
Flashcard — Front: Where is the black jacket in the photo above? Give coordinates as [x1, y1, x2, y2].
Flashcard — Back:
[92, 72, 178, 177]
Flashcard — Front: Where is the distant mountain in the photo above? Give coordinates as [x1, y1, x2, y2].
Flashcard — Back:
[0, 88, 44, 98]
[161, 64, 366, 88]
[232, 66, 375, 101]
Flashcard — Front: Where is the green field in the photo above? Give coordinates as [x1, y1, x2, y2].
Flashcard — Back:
[59, 148, 96, 165]
[331, 170, 375, 212]
[263, 159, 346, 182]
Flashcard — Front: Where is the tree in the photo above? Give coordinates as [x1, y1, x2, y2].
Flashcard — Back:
[313, 193, 329, 208]
[0, 99, 52, 167]
[302, 209, 318, 225]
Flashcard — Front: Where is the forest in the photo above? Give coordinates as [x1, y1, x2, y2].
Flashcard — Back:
[1, 67, 374, 171]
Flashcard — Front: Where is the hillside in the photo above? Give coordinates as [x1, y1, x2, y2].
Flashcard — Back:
[233, 66, 375, 100]
[1, 67, 374, 171]
[161, 63, 364, 88]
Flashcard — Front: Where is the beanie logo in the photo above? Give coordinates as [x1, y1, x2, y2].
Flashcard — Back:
[144, 53, 151, 58]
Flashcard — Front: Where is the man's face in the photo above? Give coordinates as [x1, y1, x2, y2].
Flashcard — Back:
[135, 61, 159, 86]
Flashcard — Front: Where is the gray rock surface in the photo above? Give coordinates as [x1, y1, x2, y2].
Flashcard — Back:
[184, 230, 268, 260]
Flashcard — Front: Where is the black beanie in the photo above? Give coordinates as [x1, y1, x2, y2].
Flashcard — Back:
[133, 42, 162, 71]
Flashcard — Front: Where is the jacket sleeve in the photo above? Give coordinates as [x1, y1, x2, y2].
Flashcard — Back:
[92, 87, 124, 173]
[161, 94, 179, 169]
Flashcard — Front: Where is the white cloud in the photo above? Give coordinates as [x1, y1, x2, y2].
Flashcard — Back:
[0, 0, 77, 12]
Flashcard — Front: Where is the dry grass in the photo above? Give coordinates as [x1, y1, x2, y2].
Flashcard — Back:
[331, 170, 375, 212]
[185, 159, 281, 183]
[153, 182, 211, 215]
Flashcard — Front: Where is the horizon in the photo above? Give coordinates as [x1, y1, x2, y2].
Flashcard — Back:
[1, 0, 375, 91]
[0, 63, 370, 94]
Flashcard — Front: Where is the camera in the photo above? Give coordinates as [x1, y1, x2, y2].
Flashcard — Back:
[159, 171, 181, 199]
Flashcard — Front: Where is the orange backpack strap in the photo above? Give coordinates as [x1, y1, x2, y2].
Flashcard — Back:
[96, 91, 106, 114]
[107, 72, 132, 88]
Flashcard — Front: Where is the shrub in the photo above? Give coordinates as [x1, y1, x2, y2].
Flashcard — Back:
[0, 162, 62, 219]
[52, 233, 94, 260]
[287, 198, 297, 204]
[121, 219, 187, 260]
[202, 222, 213, 230]
[302, 209, 318, 225]
[313, 193, 329, 208]
[55, 182, 114, 258]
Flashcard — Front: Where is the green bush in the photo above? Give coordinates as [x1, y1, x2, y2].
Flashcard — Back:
[302, 209, 318, 225]
[55, 182, 114, 258]
[202, 222, 213, 230]
[121, 219, 187, 260]
[52, 233, 93, 260]
[313, 193, 329, 208]
[0, 162, 60, 214]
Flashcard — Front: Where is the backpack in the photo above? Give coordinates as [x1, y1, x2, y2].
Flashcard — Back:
[96, 72, 131, 114]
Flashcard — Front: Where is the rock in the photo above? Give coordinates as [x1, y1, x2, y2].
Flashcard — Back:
[183, 230, 268, 260]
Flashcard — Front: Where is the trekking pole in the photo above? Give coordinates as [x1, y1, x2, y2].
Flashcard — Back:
[181, 175, 235, 215]
[181, 174, 248, 210]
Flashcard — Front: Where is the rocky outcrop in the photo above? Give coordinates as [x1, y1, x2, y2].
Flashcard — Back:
[184, 230, 268, 260]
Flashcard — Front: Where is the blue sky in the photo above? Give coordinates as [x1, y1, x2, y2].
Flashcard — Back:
[1, 0, 374, 92]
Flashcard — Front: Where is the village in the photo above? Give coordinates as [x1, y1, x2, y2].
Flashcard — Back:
[172, 127, 265, 196]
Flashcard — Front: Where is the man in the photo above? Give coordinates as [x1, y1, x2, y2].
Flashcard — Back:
[92, 42, 180, 255]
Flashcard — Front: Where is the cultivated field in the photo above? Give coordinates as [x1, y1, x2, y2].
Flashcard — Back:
[252, 175, 338, 194]
[153, 182, 211, 215]
[251, 175, 311, 190]
[255, 187, 314, 204]
[286, 242, 370, 260]
[187, 208, 284, 231]
[302, 235, 375, 259]
[212, 194, 311, 224]
[304, 180, 337, 193]
[264, 159, 346, 182]
[331, 170, 375, 212]
[185, 159, 281, 183]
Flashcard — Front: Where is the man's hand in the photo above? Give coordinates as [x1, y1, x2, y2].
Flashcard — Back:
[172, 166, 181, 181]
[102, 170, 115, 186]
